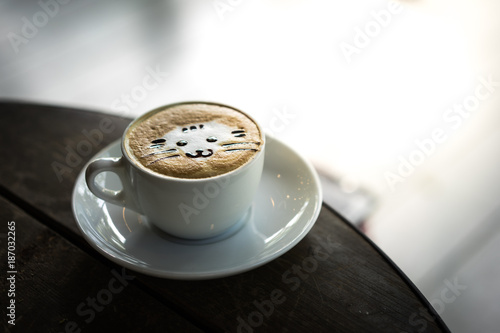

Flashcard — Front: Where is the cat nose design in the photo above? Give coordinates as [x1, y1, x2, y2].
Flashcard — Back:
[186, 149, 214, 158]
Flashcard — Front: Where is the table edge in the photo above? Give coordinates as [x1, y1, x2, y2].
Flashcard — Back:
[322, 203, 451, 333]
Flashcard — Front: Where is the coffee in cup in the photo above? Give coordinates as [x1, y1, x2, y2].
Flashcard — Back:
[125, 102, 262, 179]
[85, 101, 265, 240]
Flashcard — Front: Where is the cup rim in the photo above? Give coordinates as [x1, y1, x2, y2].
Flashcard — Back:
[120, 101, 265, 182]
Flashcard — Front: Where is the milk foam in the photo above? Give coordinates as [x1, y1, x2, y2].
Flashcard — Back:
[161, 121, 235, 156]
[125, 103, 262, 179]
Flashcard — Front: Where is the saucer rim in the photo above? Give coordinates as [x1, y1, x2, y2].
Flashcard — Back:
[72, 134, 323, 280]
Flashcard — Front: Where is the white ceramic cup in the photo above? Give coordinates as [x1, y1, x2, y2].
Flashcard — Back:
[85, 102, 265, 240]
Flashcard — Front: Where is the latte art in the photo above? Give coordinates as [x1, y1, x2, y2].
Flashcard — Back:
[124, 102, 263, 178]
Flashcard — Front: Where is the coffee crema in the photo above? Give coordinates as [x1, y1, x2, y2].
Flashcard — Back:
[124, 102, 263, 179]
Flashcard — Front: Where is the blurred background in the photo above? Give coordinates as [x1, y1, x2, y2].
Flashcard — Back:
[1, 0, 499, 331]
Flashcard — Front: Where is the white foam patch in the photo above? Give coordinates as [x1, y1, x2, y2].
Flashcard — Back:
[159, 121, 245, 156]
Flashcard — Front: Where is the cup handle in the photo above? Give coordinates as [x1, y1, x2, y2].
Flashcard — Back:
[85, 157, 142, 214]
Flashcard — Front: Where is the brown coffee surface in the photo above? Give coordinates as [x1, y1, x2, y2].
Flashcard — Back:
[125, 102, 262, 178]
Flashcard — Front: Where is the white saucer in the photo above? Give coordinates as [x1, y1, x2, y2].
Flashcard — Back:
[72, 135, 322, 280]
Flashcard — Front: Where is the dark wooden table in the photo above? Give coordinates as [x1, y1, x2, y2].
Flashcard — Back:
[0, 102, 449, 333]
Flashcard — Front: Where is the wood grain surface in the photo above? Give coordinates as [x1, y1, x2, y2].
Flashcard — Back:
[0, 102, 449, 333]
[0, 196, 202, 333]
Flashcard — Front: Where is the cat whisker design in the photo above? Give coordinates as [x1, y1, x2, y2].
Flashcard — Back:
[232, 129, 246, 138]
[222, 140, 260, 152]
[221, 142, 261, 147]
[141, 148, 177, 158]
[147, 154, 181, 165]
[149, 139, 167, 149]
[141, 121, 260, 169]
[224, 148, 258, 152]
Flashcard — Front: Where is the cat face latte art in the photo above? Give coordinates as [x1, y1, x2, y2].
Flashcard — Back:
[86, 101, 265, 240]
[124, 103, 263, 179]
